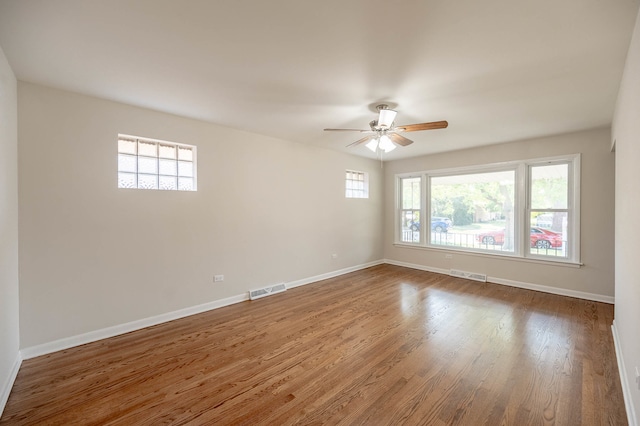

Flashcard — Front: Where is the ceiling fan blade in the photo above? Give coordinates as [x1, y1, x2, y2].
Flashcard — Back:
[346, 135, 373, 147]
[395, 121, 448, 132]
[389, 133, 413, 146]
[324, 128, 372, 132]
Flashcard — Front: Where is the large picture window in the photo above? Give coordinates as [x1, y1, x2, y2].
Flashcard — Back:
[396, 155, 580, 263]
[430, 170, 516, 252]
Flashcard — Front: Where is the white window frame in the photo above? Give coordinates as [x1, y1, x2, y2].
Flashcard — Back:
[398, 175, 424, 244]
[525, 157, 580, 261]
[395, 154, 581, 265]
[345, 170, 369, 198]
[117, 134, 197, 191]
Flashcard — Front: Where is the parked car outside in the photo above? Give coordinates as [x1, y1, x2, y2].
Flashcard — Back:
[433, 217, 453, 227]
[476, 227, 563, 248]
[409, 217, 452, 233]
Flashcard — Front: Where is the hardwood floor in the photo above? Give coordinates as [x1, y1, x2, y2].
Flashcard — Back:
[1, 265, 627, 425]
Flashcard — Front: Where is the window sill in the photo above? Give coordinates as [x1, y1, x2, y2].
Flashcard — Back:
[392, 242, 583, 268]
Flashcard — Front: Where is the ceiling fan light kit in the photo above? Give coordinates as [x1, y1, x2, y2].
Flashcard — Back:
[365, 138, 379, 152]
[366, 134, 396, 153]
[324, 103, 448, 155]
[377, 106, 397, 129]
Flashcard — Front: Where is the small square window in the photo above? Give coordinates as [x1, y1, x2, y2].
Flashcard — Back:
[346, 170, 369, 198]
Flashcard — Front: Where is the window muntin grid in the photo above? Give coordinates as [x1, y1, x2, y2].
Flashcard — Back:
[118, 135, 196, 191]
[346, 170, 369, 198]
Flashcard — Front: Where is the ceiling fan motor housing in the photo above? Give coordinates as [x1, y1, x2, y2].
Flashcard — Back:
[323, 103, 448, 150]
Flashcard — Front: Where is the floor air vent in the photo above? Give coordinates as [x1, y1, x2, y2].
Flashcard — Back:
[449, 269, 487, 282]
[249, 283, 287, 300]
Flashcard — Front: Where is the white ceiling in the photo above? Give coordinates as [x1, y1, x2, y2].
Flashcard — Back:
[0, 0, 638, 160]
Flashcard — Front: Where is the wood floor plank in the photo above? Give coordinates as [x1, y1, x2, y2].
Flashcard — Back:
[0, 265, 627, 425]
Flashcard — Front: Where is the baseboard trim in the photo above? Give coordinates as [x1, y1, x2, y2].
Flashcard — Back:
[286, 260, 384, 289]
[21, 293, 248, 360]
[21, 260, 384, 360]
[0, 352, 22, 417]
[384, 259, 614, 304]
[383, 259, 449, 276]
[488, 276, 614, 304]
[612, 320, 638, 426]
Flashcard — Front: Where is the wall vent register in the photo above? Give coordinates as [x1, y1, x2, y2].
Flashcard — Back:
[118, 135, 196, 191]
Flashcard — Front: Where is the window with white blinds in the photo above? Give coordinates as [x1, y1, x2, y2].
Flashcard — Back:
[117, 135, 197, 191]
[345, 170, 369, 198]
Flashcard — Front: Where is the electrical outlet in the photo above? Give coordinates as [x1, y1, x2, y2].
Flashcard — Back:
[214, 275, 224, 282]
[331, 253, 338, 259]
[445, 254, 453, 259]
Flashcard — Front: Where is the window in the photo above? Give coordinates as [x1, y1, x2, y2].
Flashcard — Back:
[528, 162, 571, 257]
[346, 170, 369, 198]
[430, 170, 516, 251]
[399, 177, 422, 243]
[117, 135, 196, 191]
[396, 155, 580, 263]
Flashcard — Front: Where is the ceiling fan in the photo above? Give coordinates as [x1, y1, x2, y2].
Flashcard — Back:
[324, 104, 448, 153]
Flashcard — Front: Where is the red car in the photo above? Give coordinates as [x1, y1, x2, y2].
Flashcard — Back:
[476, 227, 563, 249]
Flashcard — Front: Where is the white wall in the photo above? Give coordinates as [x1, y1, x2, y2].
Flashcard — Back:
[612, 6, 640, 424]
[383, 128, 615, 299]
[0, 46, 19, 413]
[17, 82, 384, 349]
